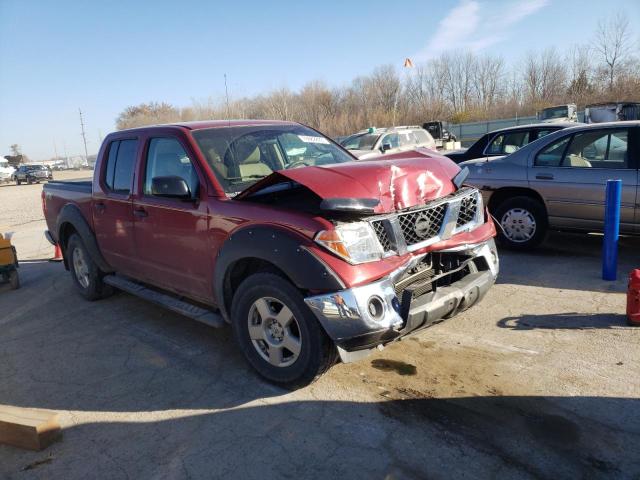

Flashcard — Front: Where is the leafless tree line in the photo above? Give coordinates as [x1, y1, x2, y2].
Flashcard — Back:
[117, 14, 639, 135]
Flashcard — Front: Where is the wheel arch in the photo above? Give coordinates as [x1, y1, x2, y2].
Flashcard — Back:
[214, 226, 344, 322]
[487, 187, 547, 216]
[56, 204, 113, 273]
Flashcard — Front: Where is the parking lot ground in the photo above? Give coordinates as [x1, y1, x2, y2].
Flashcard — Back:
[1, 180, 639, 479]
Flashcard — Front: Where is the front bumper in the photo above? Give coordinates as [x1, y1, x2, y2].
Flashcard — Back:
[304, 238, 498, 362]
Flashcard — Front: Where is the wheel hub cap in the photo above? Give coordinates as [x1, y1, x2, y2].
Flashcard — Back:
[72, 247, 90, 288]
[501, 208, 536, 243]
[248, 297, 302, 368]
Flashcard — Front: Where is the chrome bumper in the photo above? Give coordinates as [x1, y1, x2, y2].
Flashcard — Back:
[304, 238, 499, 362]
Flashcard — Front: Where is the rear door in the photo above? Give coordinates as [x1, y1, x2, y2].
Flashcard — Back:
[529, 127, 637, 233]
[131, 135, 212, 302]
[92, 138, 139, 274]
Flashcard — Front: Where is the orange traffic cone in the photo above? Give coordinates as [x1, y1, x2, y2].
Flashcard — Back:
[50, 244, 63, 262]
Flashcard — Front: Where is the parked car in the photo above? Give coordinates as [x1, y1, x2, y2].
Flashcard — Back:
[0, 159, 16, 184]
[461, 121, 639, 249]
[537, 104, 578, 123]
[339, 126, 436, 160]
[585, 102, 640, 123]
[43, 120, 498, 387]
[444, 122, 577, 164]
[13, 164, 51, 185]
[423, 121, 457, 149]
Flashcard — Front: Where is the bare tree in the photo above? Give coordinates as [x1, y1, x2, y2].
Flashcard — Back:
[593, 13, 632, 89]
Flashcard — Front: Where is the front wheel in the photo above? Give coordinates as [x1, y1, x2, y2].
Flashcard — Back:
[67, 234, 113, 300]
[494, 196, 547, 250]
[231, 273, 337, 388]
[16, 179, 21, 185]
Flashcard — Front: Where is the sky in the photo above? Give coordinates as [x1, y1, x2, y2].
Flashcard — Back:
[1, 0, 639, 160]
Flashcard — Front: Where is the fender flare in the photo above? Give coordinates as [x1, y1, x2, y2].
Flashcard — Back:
[56, 204, 114, 273]
[214, 225, 344, 321]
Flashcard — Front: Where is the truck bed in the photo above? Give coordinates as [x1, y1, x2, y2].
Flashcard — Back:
[45, 179, 92, 193]
[43, 180, 94, 238]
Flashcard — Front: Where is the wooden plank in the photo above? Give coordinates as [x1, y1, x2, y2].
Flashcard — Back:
[0, 405, 61, 450]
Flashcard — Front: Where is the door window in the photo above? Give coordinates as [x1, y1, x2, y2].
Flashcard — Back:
[412, 129, 430, 146]
[398, 132, 415, 148]
[487, 131, 529, 155]
[104, 139, 138, 193]
[381, 133, 400, 149]
[535, 136, 571, 167]
[562, 129, 629, 169]
[144, 138, 199, 197]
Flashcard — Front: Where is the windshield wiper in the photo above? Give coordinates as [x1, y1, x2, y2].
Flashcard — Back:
[226, 175, 265, 185]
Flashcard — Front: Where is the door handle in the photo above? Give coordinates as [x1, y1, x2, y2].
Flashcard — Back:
[95, 202, 106, 212]
[133, 208, 148, 218]
[535, 174, 554, 180]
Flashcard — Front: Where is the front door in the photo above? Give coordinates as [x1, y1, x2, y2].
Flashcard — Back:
[132, 136, 212, 303]
[530, 127, 638, 234]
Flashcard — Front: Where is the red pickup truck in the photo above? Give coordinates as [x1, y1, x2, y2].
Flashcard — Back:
[43, 120, 498, 387]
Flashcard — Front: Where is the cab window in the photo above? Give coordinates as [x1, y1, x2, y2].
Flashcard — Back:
[104, 139, 138, 193]
[144, 138, 199, 197]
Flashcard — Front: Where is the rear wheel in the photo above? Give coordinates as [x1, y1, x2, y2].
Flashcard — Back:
[494, 196, 547, 250]
[16, 179, 21, 185]
[67, 234, 112, 300]
[231, 273, 337, 388]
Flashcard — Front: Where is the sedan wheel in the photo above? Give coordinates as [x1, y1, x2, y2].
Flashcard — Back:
[500, 208, 536, 243]
[248, 297, 302, 368]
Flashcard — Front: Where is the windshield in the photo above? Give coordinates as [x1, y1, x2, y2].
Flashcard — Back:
[540, 106, 568, 120]
[193, 124, 354, 194]
[339, 133, 380, 151]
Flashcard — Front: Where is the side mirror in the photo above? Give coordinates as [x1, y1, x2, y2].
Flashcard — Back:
[380, 143, 392, 153]
[151, 176, 192, 199]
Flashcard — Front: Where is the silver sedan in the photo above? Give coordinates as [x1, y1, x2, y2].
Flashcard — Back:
[461, 121, 639, 249]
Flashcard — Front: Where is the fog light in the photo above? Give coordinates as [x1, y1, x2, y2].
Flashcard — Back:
[367, 296, 385, 321]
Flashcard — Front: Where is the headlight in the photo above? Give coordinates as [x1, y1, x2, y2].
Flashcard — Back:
[315, 222, 383, 264]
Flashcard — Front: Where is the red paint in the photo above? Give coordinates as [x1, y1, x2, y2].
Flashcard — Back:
[627, 269, 640, 326]
[43, 121, 496, 305]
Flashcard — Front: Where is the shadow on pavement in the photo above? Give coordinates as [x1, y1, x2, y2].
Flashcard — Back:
[497, 231, 640, 293]
[0, 395, 638, 478]
[497, 312, 630, 330]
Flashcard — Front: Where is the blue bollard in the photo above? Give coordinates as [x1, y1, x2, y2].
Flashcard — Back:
[602, 179, 622, 281]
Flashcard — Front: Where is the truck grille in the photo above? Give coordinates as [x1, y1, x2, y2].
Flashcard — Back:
[370, 188, 481, 252]
[397, 204, 447, 245]
[371, 220, 392, 251]
[456, 192, 478, 227]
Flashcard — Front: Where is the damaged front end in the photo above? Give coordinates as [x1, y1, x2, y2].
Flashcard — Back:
[304, 239, 499, 362]
[236, 158, 498, 361]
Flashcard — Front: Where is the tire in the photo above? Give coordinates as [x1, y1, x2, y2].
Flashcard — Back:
[67, 233, 113, 300]
[494, 196, 547, 250]
[231, 272, 337, 388]
[9, 270, 20, 290]
[16, 179, 21, 186]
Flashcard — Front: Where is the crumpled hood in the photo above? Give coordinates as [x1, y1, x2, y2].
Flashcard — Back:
[238, 156, 461, 214]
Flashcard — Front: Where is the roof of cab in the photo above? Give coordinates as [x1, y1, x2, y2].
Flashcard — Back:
[118, 119, 297, 133]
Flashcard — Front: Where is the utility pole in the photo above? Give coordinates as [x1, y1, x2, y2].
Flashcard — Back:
[53, 140, 59, 160]
[79, 108, 89, 165]
[63, 141, 69, 168]
[224, 74, 230, 120]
